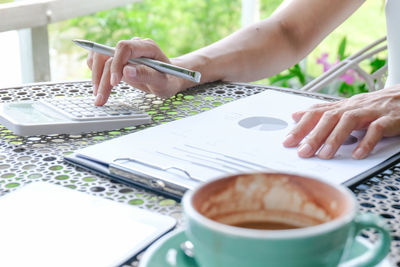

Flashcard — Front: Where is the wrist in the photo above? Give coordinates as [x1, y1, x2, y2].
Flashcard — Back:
[171, 52, 222, 91]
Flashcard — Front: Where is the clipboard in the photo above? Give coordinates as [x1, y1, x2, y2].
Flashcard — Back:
[65, 154, 196, 200]
[65, 86, 400, 199]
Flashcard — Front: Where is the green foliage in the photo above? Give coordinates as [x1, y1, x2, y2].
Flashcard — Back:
[268, 64, 309, 88]
[337, 37, 348, 61]
[267, 36, 387, 97]
[337, 81, 368, 97]
[259, 0, 285, 17]
[58, 0, 242, 58]
[333, 37, 386, 97]
[52, 0, 283, 79]
[55, 0, 286, 57]
[369, 57, 386, 73]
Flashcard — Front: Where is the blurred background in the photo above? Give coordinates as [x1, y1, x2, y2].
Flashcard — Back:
[0, 0, 386, 97]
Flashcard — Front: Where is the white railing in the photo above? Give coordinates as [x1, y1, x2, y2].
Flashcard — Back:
[0, 0, 141, 83]
[300, 37, 388, 93]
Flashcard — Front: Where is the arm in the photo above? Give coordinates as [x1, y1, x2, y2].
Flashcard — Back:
[89, 0, 365, 105]
[174, 0, 365, 88]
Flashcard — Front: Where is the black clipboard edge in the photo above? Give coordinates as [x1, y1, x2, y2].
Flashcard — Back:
[345, 151, 400, 190]
[64, 154, 186, 201]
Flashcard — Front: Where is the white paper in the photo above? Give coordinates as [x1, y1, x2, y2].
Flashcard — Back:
[75, 90, 400, 185]
[0, 182, 175, 267]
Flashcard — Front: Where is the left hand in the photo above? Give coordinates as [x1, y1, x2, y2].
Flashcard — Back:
[283, 86, 400, 159]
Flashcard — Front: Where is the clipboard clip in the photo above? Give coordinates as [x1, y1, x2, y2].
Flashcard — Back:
[113, 157, 200, 182]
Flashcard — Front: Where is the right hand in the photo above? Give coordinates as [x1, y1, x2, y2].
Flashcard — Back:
[283, 86, 400, 160]
[86, 37, 192, 106]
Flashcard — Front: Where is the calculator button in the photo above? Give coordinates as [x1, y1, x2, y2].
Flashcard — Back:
[39, 97, 149, 121]
[82, 112, 94, 117]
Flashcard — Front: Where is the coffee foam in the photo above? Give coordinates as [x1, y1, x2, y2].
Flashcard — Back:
[194, 173, 345, 228]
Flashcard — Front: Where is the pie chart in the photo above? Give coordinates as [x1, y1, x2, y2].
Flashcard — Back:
[238, 116, 288, 131]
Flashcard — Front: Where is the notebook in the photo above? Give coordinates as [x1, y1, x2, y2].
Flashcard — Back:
[0, 182, 176, 267]
[65, 89, 400, 199]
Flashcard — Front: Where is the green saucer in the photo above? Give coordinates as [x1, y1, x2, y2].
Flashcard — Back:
[139, 229, 198, 267]
[139, 230, 392, 267]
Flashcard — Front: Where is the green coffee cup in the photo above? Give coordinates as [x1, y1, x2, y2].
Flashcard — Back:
[182, 172, 391, 267]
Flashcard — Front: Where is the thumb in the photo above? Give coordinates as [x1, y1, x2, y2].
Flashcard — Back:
[123, 65, 175, 98]
[123, 65, 168, 85]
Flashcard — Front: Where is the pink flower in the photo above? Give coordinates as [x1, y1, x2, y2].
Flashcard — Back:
[316, 53, 332, 72]
[316, 53, 362, 85]
[339, 69, 356, 84]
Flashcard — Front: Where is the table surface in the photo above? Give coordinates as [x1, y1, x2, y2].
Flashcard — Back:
[0, 81, 399, 266]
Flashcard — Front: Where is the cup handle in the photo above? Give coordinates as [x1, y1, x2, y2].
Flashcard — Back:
[339, 213, 391, 267]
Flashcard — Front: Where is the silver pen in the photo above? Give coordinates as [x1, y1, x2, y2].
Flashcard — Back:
[73, 39, 201, 83]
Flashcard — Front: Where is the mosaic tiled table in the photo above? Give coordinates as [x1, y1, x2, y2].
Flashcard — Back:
[0, 81, 399, 266]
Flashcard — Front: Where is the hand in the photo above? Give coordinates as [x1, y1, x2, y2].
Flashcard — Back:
[283, 86, 400, 159]
[86, 37, 189, 106]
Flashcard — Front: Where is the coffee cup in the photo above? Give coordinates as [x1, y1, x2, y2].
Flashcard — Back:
[182, 172, 391, 267]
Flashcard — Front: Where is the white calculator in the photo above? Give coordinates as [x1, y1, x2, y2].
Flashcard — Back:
[0, 97, 152, 136]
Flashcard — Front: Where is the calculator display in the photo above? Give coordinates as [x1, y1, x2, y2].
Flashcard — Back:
[0, 97, 151, 136]
[2, 102, 64, 123]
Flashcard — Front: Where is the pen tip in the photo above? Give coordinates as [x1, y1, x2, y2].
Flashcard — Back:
[72, 39, 93, 50]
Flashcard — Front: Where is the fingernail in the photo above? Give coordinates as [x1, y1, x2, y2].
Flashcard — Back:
[318, 144, 333, 159]
[353, 147, 366, 159]
[125, 66, 137, 79]
[292, 112, 302, 122]
[283, 134, 295, 146]
[95, 94, 104, 106]
[298, 143, 313, 157]
[110, 73, 119, 86]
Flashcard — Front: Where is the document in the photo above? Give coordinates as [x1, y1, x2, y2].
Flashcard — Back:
[65, 89, 400, 197]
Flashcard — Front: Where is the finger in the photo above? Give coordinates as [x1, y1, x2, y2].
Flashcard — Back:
[130, 36, 142, 41]
[110, 39, 169, 87]
[283, 109, 325, 147]
[86, 51, 97, 94]
[95, 58, 113, 106]
[296, 110, 342, 158]
[292, 101, 339, 122]
[291, 110, 306, 123]
[91, 53, 110, 96]
[87, 51, 94, 70]
[123, 65, 172, 98]
[318, 109, 378, 159]
[110, 40, 131, 86]
[352, 116, 395, 159]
